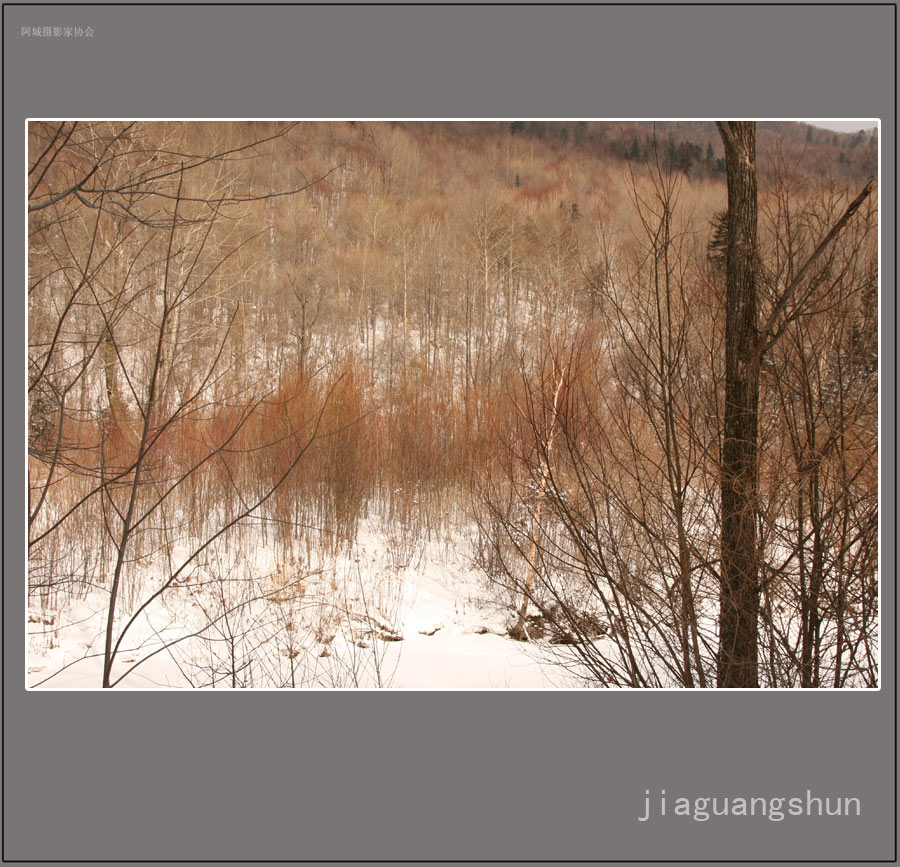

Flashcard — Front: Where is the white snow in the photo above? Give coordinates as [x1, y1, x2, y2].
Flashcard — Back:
[27, 521, 583, 690]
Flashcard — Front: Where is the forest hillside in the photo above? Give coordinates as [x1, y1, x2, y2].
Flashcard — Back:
[27, 120, 878, 688]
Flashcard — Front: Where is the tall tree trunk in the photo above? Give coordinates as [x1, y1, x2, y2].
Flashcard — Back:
[511, 362, 567, 641]
[716, 121, 760, 688]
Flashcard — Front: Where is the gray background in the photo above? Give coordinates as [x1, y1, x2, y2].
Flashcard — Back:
[4, 4, 895, 863]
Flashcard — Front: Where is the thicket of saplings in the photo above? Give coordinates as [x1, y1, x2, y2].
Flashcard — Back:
[28, 121, 877, 687]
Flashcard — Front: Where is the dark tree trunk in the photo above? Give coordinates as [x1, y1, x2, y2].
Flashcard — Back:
[716, 121, 760, 688]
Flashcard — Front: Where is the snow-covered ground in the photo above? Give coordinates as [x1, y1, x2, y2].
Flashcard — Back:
[27, 523, 583, 689]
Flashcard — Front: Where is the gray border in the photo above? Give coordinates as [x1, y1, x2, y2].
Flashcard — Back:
[4, 4, 895, 862]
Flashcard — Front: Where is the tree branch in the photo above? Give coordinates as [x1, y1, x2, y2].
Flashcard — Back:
[757, 178, 876, 359]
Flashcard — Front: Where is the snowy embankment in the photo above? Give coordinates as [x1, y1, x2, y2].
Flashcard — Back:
[27, 523, 579, 689]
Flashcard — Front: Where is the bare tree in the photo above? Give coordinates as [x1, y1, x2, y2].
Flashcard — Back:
[28, 120, 877, 689]
[477, 156, 720, 687]
[757, 169, 878, 687]
[28, 122, 343, 687]
[715, 121, 762, 687]
[715, 120, 876, 687]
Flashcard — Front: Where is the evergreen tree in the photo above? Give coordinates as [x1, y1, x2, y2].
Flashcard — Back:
[628, 135, 641, 161]
[707, 210, 728, 264]
[666, 136, 677, 169]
